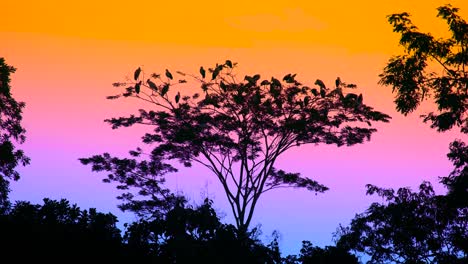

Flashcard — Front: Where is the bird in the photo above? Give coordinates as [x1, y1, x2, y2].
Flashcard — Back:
[165, 69, 173, 80]
[200, 67, 206, 78]
[335, 77, 341, 88]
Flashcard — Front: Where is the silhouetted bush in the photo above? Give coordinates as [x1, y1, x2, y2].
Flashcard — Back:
[0, 198, 125, 262]
[124, 198, 282, 263]
[336, 182, 468, 264]
[284, 241, 359, 264]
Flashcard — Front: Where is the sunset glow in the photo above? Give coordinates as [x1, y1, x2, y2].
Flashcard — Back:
[3, 0, 467, 254]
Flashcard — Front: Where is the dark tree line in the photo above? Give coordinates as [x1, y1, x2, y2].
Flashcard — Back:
[0, 198, 125, 262]
[0, 197, 358, 263]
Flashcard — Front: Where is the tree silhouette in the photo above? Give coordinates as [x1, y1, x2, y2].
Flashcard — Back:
[336, 182, 468, 264]
[124, 198, 281, 263]
[0, 58, 29, 209]
[336, 7, 468, 262]
[81, 61, 390, 233]
[283, 240, 359, 264]
[379, 4, 467, 133]
[379, 4, 467, 207]
[0, 198, 126, 262]
[324, 152, 465, 263]
[443, 139, 467, 207]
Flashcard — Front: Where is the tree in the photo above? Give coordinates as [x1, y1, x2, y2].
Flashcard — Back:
[336, 7, 468, 263]
[283, 241, 359, 264]
[0, 58, 29, 209]
[0, 198, 126, 262]
[379, 4, 467, 133]
[124, 198, 281, 264]
[336, 182, 468, 264]
[81, 61, 390, 233]
[443, 139, 467, 207]
[379, 4, 467, 206]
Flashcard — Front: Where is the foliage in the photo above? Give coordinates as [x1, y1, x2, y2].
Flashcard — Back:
[336, 182, 468, 264]
[0, 196, 363, 263]
[379, 4, 468, 133]
[380, 4, 467, 208]
[124, 198, 282, 263]
[283, 241, 359, 264]
[81, 61, 390, 232]
[0, 58, 29, 208]
[442, 139, 467, 207]
[80, 152, 184, 219]
[0, 198, 125, 262]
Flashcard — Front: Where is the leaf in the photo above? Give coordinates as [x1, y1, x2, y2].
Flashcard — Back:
[165, 69, 173, 80]
[260, 80, 270, 86]
[200, 66, 206, 78]
[106, 95, 121, 100]
[175, 92, 180, 103]
[161, 84, 169, 96]
[134, 67, 141, 81]
[112, 82, 125, 87]
[225, 60, 233, 68]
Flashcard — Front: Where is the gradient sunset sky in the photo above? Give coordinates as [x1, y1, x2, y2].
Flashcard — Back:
[3, 0, 467, 255]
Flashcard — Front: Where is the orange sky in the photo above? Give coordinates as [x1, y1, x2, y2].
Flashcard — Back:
[4, 1, 468, 50]
[4, 0, 468, 121]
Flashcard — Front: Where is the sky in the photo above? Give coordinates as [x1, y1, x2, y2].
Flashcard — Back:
[2, 0, 468, 256]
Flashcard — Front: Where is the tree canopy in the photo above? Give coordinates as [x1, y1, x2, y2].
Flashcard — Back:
[379, 4, 468, 133]
[336, 182, 468, 264]
[0, 198, 125, 262]
[0, 196, 359, 263]
[336, 5, 468, 263]
[124, 198, 282, 263]
[283, 240, 359, 264]
[379, 4, 467, 206]
[0, 58, 29, 209]
[81, 61, 390, 233]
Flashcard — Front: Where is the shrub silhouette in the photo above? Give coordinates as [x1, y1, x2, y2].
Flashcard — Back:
[0, 198, 125, 262]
